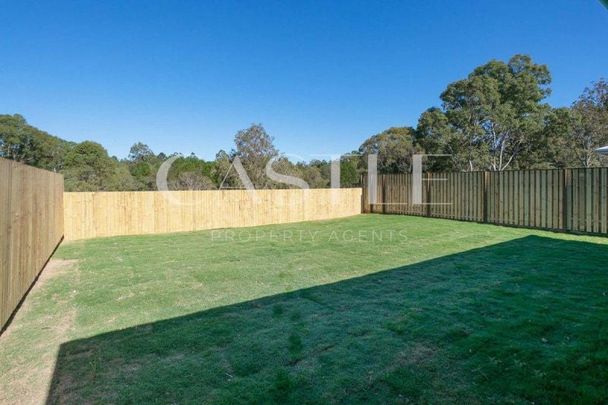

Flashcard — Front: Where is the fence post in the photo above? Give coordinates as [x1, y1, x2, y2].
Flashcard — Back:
[360, 174, 367, 213]
[483, 171, 489, 223]
[425, 172, 431, 217]
[562, 169, 571, 231]
[381, 175, 386, 214]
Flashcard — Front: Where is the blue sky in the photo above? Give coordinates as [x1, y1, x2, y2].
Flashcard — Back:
[1, 0, 606, 160]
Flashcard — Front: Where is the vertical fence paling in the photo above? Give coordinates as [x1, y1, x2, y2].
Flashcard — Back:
[362, 168, 608, 236]
[0, 158, 64, 330]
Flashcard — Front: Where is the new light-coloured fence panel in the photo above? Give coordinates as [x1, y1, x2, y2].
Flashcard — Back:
[362, 168, 608, 236]
[0, 158, 64, 330]
[64, 188, 362, 240]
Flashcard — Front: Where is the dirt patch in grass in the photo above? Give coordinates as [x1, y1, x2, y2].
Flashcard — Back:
[1, 259, 77, 340]
[0, 259, 78, 405]
[38, 259, 78, 283]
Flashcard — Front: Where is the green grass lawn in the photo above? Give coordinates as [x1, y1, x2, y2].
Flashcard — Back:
[1, 214, 607, 403]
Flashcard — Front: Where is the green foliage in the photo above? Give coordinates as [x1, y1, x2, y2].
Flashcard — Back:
[128, 142, 155, 162]
[340, 157, 360, 186]
[167, 154, 216, 190]
[2, 55, 607, 189]
[296, 163, 328, 188]
[234, 123, 279, 189]
[124, 143, 161, 190]
[213, 124, 282, 190]
[214, 149, 237, 188]
[359, 126, 417, 173]
[569, 79, 608, 167]
[536, 80, 608, 169]
[416, 107, 462, 171]
[63, 141, 116, 191]
[0, 114, 73, 171]
[417, 55, 552, 171]
[106, 163, 140, 191]
[541, 107, 581, 168]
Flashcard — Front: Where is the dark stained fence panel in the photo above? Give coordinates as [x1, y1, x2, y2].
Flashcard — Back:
[362, 168, 608, 236]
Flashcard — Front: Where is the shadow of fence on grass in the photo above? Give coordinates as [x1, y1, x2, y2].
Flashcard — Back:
[47, 236, 608, 403]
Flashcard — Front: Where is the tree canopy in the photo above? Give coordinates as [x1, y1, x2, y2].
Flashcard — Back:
[0, 114, 73, 172]
[359, 127, 417, 174]
[417, 55, 552, 171]
[2, 54, 607, 190]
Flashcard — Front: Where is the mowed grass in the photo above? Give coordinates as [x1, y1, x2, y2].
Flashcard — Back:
[1, 214, 607, 403]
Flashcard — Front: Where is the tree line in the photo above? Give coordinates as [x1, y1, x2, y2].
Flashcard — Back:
[1, 54, 606, 191]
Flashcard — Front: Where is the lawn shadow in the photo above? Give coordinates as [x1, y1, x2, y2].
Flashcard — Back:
[47, 235, 608, 403]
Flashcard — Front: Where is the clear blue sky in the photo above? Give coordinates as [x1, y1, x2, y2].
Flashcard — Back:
[1, 0, 606, 160]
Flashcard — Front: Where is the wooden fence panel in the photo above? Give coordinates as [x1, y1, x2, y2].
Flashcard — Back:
[0, 158, 64, 330]
[362, 168, 608, 236]
[63, 188, 362, 240]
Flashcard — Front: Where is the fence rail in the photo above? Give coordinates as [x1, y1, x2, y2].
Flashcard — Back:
[64, 188, 362, 240]
[362, 168, 608, 235]
[0, 158, 64, 330]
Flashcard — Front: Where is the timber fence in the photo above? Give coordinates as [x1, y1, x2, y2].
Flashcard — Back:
[362, 168, 608, 235]
[0, 158, 64, 330]
[63, 188, 363, 240]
